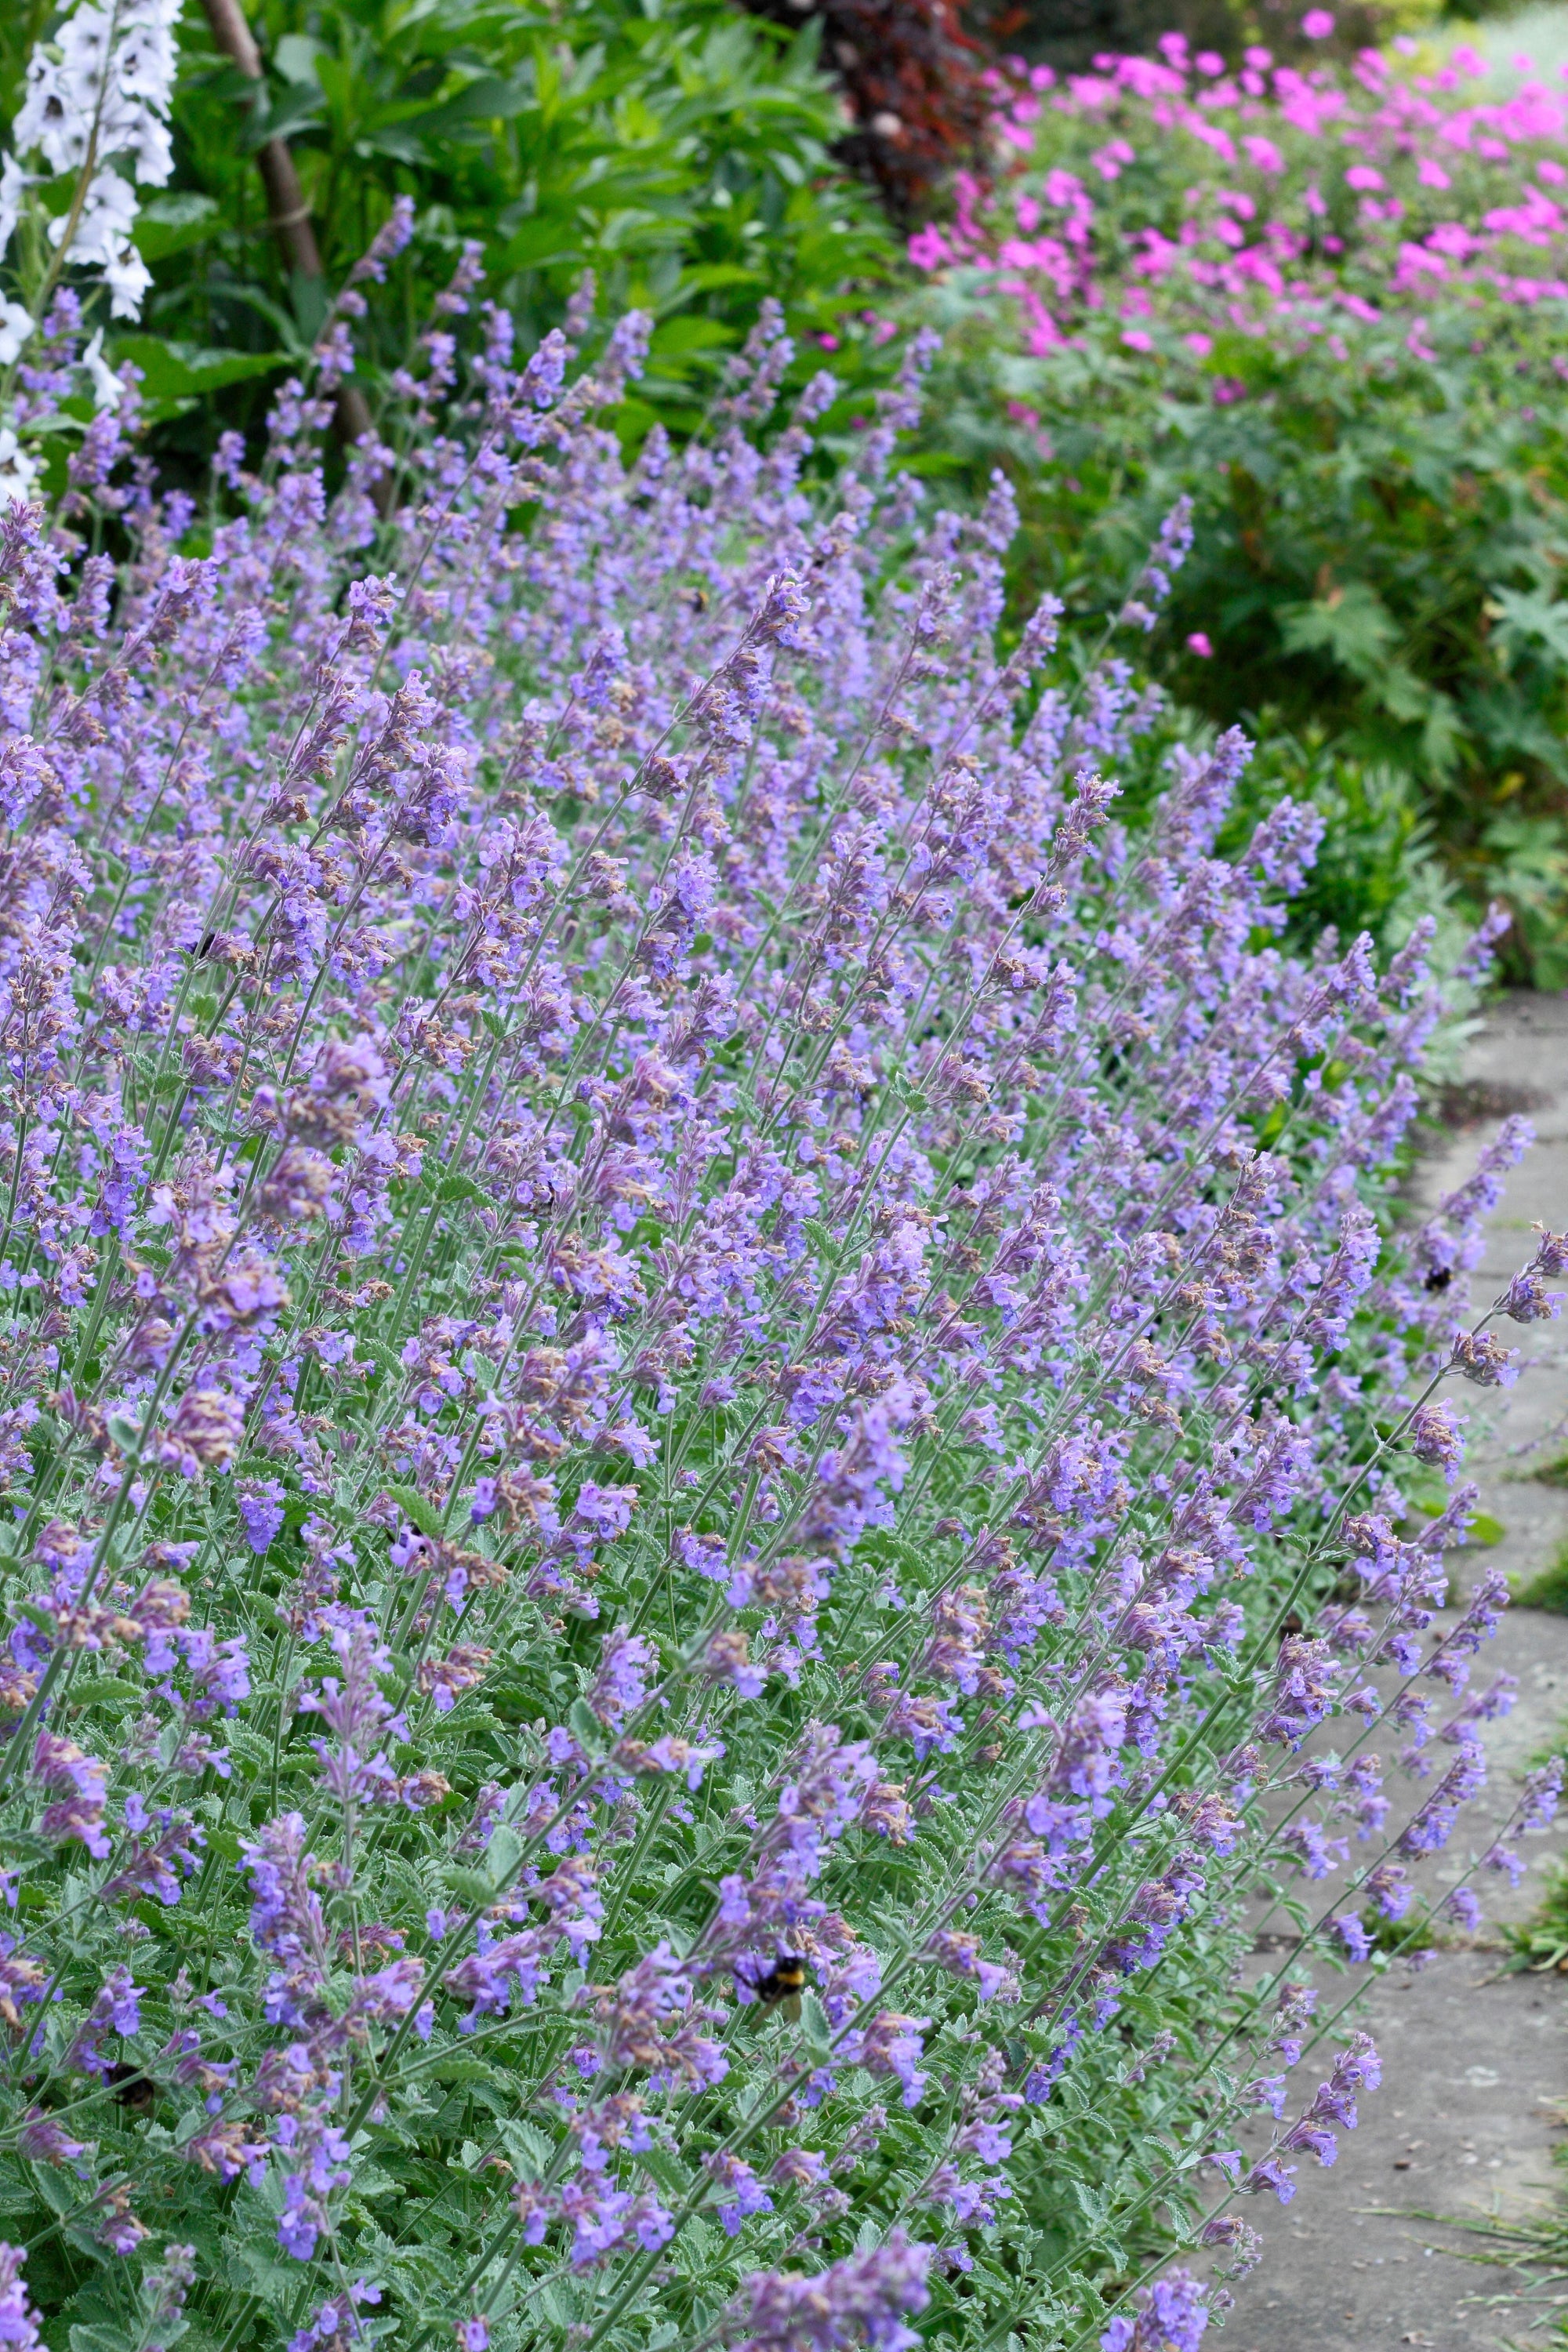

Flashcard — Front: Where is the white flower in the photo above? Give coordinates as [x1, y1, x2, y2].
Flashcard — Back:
[0, 301, 33, 368]
[51, 165, 139, 266]
[101, 241, 151, 321]
[0, 426, 38, 506]
[6, 0, 180, 324]
[0, 156, 32, 266]
[82, 326, 122, 410]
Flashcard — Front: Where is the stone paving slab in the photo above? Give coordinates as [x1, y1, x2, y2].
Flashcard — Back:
[1223, 991, 1568, 2352]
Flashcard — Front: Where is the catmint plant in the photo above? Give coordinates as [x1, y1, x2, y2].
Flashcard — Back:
[0, 270, 1555, 2352]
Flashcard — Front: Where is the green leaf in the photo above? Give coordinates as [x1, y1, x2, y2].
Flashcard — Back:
[65, 1676, 140, 1708]
[485, 1823, 523, 1886]
[70, 2325, 132, 2352]
[799, 1989, 832, 2053]
[568, 1697, 601, 1747]
[425, 2054, 500, 2086]
[1468, 1512, 1505, 1548]
[1490, 586, 1568, 670]
[107, 337, 285, 404]
[648, 317, 732, 358]
[491, 218, 586, 274]
[442, 1865, 496, 1907]
[500, 2119, 552, 2172]
[381, 1482, 445, 1541]
[272, 33, 323, 86]
[1277, 583, 1398, 681]
[132, 193, 220, 262]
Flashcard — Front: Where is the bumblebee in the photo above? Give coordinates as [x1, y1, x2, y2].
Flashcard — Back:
[1424, 1266, 1454, 1294]
[688, 587, 710, 614]
[750, 1955, 807, 2021]
[106, 2062, 155, 2115]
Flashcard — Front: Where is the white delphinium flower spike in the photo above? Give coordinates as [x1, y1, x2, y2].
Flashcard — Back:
[5, 0, 180, 321]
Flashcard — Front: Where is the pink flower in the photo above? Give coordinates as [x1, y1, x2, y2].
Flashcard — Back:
[1184, 332, 1213, 356]
[1301, 9, 1335, 36]
[1417, 158, 1451, 190]
[1122, 328, 1154, 351]
[1345, 165, 1385, 192]
[1186, 633, 1214, 657]
[907, 225, 953, 270]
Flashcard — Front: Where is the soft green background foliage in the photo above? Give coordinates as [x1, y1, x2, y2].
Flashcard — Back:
[922, 298, 1568, 984]
[2, 0, 893, 448]
[906, 44, 1568, 986]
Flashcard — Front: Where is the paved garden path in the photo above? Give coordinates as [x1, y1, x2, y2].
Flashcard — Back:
[1225, 989, 1568, 2352]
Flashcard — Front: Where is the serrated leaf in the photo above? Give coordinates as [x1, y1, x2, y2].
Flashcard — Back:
[442, 1865, 495, 1907]
[65, 1675, 140, 1707]
[485, 1823, 523, 1886]
[568, 1697, 601, 1746]
[436, 1172, 488, 1206]
[426, 2055, 499, 2087]
[799, 1990, 833, 2053]
[381, 1483, 445, 1541]
[500, 2119, 552, 2172]
[637, 2145, 694, 2199]
[70, 2325, 132, 2352]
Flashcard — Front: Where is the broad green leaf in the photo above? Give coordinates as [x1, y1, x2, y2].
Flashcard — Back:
[107, 337, 284, 403]
[132, 193, 219, 261]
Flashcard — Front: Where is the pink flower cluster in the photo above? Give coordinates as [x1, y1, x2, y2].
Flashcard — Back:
[911, 31, 1568, 366]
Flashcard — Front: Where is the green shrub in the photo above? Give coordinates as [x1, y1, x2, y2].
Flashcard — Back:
[903, 37, 1568, 982]
[3, 0, 895, 459]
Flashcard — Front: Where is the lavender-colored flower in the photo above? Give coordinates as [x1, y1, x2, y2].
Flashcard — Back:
[1448, 1331, 1519, 1388]
[1443, 1886, 1483, 1933]
[1519, 1760, 1563, 1833]
[724, 2229, 932, 2352]
[0, 282, 1532, 2352]
[0, 2245, 41, 2352]
[587, 1630, 657, 1730]
[1529, 1226, 1568, 1277]
[706, 2151, 774, 2236]
[238, 1479, 288, 1555]
[16, 2111, 85, 2168]
[1407, 1401, 1463, 1478]
[1100, 2265, 1210, 2351]
[1502, 1270, 1558, 1323]
[141, 2242, 196, 2351]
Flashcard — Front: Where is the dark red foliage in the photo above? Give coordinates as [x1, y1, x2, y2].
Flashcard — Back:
[739, 0, 1015, 219]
